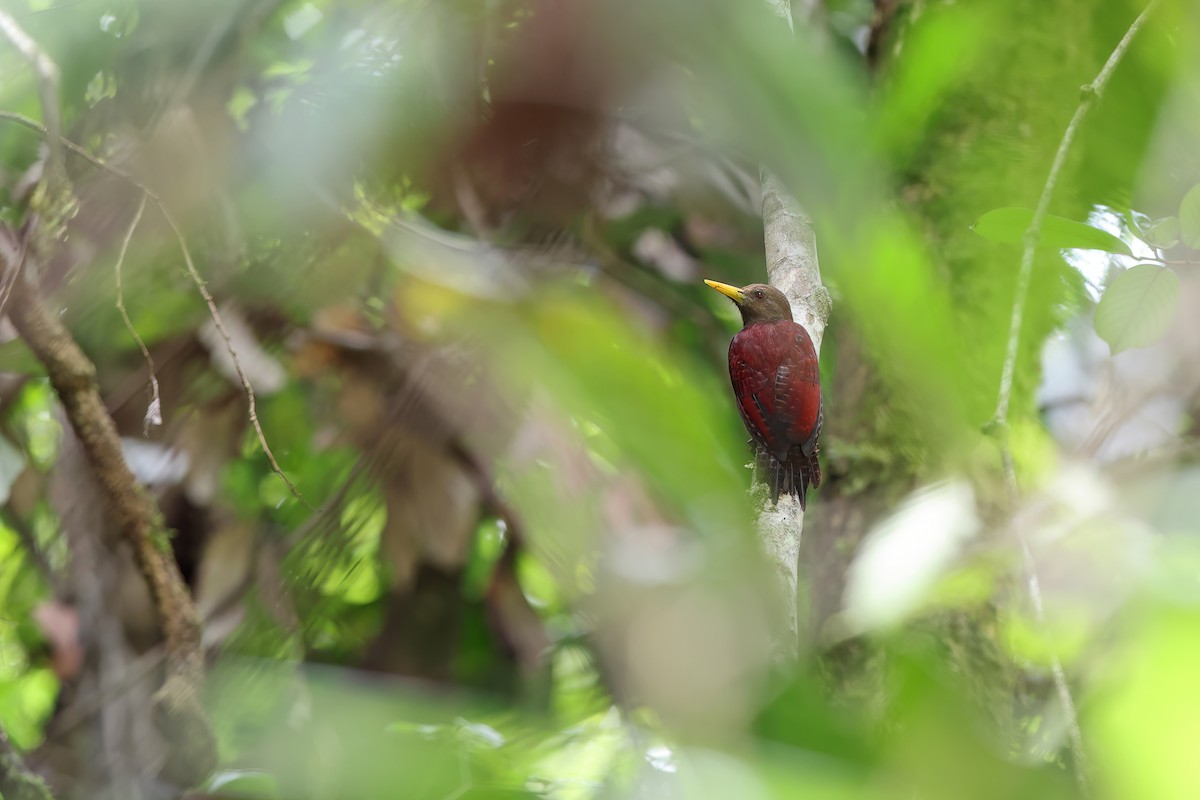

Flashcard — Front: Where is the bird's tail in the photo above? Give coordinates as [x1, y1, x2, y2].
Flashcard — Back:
[762, 446, 821, 509]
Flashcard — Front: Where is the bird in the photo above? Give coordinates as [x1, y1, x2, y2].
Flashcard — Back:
[704, 279, 823, 509]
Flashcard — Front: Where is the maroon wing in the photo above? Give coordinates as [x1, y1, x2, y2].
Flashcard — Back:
[729, 330, 779, 457]
[771, 327, 822, 459]
[729, 321, 822, 505]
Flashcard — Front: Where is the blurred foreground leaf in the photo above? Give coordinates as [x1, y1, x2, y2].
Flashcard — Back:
[1144, 216, 1180, 249]
[842, 481, 980, 634]
[1094, 264, 1179, 353]
[972, 208, 1133, 255]
[0, 338, 45, 376]
[1094, 605, 1200, 800]
[1178, 184, 1200, 248]
[467, 286, 754, 540]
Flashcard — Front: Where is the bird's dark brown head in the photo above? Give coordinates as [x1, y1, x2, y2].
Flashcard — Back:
[704, 280, 794, 326]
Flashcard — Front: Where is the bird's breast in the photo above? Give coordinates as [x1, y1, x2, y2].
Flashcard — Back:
[728, 321, 821, 457]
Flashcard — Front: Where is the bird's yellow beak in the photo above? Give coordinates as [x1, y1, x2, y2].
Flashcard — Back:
[704, 279, 744, 304]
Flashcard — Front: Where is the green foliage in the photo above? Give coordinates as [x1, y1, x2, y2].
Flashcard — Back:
[1093, 602, 1200, 800]
[972, 207, 1133, 255]
[1177, 183, 1200, 248]
[0, 525, 53, 750]
[1143, 215, 1180, 249]
[1094, 263, 1180, 353]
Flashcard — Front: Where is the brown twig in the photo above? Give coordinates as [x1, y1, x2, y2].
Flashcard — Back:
[0, 230, 216, 785]
[156, 203, 310, 508]
[0, 109, 307, 507]
[112, 192, 163, 435]
[0, 15, 219, 780]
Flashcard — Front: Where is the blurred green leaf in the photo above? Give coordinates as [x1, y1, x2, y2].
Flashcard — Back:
[1179, 184, 1200, 248]
[1145, 216, 1180, 249]
[972, 207, 1133, 255]
[754, 675, 878, 766]
[1001, 609, 1088, 668]
[1094, 264, 1179, 353]
[473, 288, 754, 540]
[0, 338, 45, 376]
[1094, 605, 1200, 800]
[874, 4, 990, 165]
[0, 667, 56, 749]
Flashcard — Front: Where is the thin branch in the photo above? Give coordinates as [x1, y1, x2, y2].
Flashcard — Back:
[991, 3, 1159, 794]
[1015, 521, 1085, 770]
[0, 11, 55, 334]
[113, 192, 162, 435]
[155, 204, 310, 508]
[0, 110, 308, 507]
[0, 110, 132, 180]
[0, 10, 63, 190]
[0, 235, 216, 785]
[993, 0, 1160, 427]
[0, 17, 220, 781]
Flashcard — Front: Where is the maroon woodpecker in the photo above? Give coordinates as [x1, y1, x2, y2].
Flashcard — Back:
[705, 280, 822, 508]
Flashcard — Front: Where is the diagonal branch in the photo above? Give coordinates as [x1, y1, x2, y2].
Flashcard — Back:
[991, 2, 1160, 794]
[0, 232, 216, 785]
[0, 15, 215, 781]
[156, 200, 310, 508]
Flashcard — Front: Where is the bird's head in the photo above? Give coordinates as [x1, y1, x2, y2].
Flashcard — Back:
[704, 280, 793, 326]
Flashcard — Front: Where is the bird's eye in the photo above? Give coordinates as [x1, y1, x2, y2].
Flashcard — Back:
[754, 290, 765, 299]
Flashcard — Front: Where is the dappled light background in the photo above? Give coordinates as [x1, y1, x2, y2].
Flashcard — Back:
[0, 0, 1197, 798]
